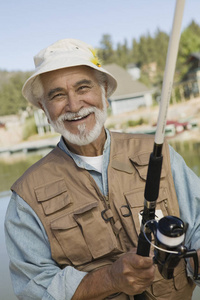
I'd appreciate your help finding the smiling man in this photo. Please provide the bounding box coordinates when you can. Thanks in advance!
[39,66,108,155]
[4,39,200,300]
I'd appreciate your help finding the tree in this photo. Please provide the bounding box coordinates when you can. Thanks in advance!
[178,20,200,79]
[1,21,200,116]
[154,29,169,71]
[115,39,130,68]
[97,34,116,64]
[0,72,31,116]
[131,39,140,65]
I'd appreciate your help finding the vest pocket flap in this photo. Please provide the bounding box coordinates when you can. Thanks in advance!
[111,160,133,174]
[51,213,77,230]
[151,278,173,297]
[41,194,71,215]
[73,201,98,215]
[130,155,148,180]
[125,189,144,208]
[124,188,169,238]
[130,153,166,180]
[35,179,67,202]
[125,187,168,208]
[130,152,150,166]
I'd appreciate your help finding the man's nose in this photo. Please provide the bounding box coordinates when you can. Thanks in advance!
[66,92,82,112]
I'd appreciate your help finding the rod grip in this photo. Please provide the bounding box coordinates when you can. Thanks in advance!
[144,153,163,202]
[136,232,151,256]
[134,293,146,300]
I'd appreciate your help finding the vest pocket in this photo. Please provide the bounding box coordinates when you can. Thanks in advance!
[73,202,120,259]
[51,212,92,265]
[35,178,71,215]
[51,201,120,266]
[124,187,169,237]
[130,153,166,181]
[151,277,174,297]
[173,259,193,291]
[150,260,192,297]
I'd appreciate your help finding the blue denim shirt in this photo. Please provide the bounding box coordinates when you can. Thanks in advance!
[4,131,200,300]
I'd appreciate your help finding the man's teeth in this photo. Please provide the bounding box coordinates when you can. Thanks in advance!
[70,113,90,121]
[73,116,83,121]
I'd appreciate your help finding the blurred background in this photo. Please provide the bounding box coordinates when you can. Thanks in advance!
[0,1,200,299]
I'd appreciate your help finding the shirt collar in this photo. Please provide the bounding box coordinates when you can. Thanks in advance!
[58,129,110,171]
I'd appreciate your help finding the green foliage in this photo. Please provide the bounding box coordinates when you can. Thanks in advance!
[0,154,43,192]
[106,117,147,130]
[0,71,31,116]
[173,86,182,103]
[126,118,147,127]
[97,35,116,65]
[154,30,169,71]
[97,21,200,87]
[121,118,147,129]
[178,21,200,79]
[22,116,37,140]
[0,20,199,117]
[115,39,131,68]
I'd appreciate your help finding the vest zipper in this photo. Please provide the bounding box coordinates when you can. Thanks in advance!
[89,175,110,211]
[88,174,119,237]
[164,199,170,214]
[104,195,110,209]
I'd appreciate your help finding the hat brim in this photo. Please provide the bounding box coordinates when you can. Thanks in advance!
[22,58,117,108]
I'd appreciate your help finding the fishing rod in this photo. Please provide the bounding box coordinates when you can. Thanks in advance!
[135,1,186,299]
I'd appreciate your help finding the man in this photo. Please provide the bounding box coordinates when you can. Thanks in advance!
[4,39,200,300]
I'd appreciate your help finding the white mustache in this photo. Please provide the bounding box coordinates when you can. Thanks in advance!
[58,107,96,122]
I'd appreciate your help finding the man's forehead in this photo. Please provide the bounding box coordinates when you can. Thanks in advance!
[40,66,99,98]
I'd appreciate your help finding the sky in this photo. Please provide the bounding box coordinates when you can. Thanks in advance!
[0,0,199,71]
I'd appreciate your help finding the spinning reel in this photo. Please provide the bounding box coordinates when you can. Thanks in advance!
[143,215,200,280]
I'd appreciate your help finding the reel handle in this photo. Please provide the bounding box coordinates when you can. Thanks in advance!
[180,248,200,281]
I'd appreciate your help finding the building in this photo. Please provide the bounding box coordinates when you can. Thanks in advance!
[103,64,153,115]
[127,63,141,80]
[180,53,200,99]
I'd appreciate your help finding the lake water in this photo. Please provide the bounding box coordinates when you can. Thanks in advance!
[0,141,200,299]
[0,191,17,300]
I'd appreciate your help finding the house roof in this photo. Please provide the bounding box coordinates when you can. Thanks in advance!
[103,63,150,100]
[189,52,200,60]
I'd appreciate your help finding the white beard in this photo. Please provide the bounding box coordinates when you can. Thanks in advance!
[43,88,107,146]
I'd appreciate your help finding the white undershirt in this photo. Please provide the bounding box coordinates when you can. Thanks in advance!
[74,154,103,173]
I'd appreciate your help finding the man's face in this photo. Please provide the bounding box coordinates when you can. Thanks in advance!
[40,66,108,146]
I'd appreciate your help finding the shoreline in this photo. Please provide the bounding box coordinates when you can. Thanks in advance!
[0,97,200,152]
[0,129,199,159]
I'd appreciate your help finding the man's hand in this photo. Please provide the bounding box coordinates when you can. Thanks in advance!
[72,248,155,300]
[108,248,155,295]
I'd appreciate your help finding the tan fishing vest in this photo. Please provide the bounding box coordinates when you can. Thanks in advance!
[12,132,195,300]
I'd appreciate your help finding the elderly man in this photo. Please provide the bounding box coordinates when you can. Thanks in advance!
[5,39,200,300]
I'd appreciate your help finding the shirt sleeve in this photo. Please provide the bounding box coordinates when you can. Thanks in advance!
[4,192,87,300]
[169,146,200,285]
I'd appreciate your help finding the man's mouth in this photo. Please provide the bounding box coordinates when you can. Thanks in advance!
[66,112,92,122]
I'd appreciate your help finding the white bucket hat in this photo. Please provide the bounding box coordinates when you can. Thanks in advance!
[22,39,117,108]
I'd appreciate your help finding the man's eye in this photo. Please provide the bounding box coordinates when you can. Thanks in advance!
[78,85,90,91]
[51,93,65,99]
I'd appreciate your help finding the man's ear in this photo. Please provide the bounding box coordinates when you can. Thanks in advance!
[38,102,50,124]
[104,82,108,98]
[106,99,109,108]
[104,82,109,108]
[105,82,110,108]
[38,101,44,111]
